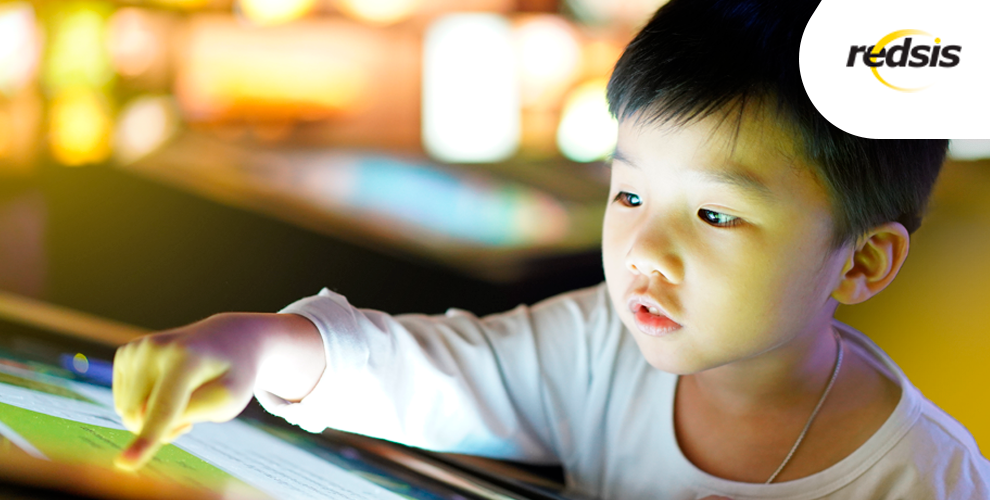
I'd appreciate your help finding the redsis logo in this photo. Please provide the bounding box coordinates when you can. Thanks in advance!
[846,29,961,92]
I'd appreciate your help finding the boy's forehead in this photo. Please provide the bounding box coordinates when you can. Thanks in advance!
[614,108,805,185]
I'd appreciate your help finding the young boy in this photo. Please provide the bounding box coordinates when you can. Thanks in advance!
[112,0,990,498]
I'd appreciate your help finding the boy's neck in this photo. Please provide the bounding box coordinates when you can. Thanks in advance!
[673,316,903,483]
[683,318,841,416]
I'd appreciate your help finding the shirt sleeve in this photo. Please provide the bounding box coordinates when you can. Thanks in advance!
[253,283,614,464]
[885,409,990,500]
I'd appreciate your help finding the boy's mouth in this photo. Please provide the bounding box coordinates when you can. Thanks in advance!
[628,298,682,337]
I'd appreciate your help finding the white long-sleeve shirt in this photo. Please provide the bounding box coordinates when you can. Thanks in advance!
[255,283,990,499]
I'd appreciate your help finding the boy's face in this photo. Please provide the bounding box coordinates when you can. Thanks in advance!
[603,106,851,374]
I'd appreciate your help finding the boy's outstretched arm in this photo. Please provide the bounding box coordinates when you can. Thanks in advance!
[112,312,326,470]
[115,283,610,477]
[254,286,611,466]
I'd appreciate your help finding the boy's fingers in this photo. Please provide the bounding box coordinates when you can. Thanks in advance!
[114,346,157,434]
[112,347,124,413]
[116,363,197,470]
[113,344,137,417]
[115,435,160,471]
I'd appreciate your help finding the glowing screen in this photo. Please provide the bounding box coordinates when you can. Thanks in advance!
[0,350,455,500]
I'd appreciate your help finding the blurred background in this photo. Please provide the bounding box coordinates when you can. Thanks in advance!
[0,0,988,456]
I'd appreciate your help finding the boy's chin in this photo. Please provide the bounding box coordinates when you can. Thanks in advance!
[622,320,731,374]
[632,341,711,376]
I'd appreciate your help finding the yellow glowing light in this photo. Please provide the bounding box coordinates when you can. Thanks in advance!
[556,78,617,162]
[514,15,581,106]
[423,14,519,163]
[237,0,317,26]
[114,95,179,164]
[0,3,41,96]
[153,0,211,8]
[49,88,113,166]
[42,3,114,92]
[335,0,419,26]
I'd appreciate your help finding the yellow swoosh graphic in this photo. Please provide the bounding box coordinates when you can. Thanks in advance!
[870,29,933,92]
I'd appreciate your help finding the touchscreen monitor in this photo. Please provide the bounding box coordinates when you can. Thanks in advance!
[0,317,550,500]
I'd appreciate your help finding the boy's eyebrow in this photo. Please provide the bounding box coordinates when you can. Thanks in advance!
[692,167,776,201]
[609,148,637,169]
[611,148,775,201]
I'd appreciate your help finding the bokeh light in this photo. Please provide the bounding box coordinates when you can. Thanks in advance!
[580,38,623,79]
[335,0,420,26]
[42,2,114,93]
[949,140,990,161]
[423,14,519,163]
[0,107,13,158]
[236,0,317,26]
[177,18,370,122]
[72,353,90,374]
[49,88,113,166]
[114,95,180,164]
[152,0,212,9]
[556,78,616,162]
[107,8,163,78]
[0,89,42,170]
[566,0,669,25]
[514,15,582,107]
[296,155,569,246]
[0,3,41,96]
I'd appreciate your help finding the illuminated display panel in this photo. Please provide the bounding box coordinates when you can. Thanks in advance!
[0,328,525,500]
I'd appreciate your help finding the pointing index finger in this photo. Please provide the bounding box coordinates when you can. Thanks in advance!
[115,356,199,470]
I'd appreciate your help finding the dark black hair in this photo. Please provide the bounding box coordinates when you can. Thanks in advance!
[606,0,948,248]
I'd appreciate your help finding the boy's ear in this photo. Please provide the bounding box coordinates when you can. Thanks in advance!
[831,222,910,305]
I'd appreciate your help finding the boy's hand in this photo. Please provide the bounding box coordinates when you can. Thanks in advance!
[112,313,324,470]
[112,314,264,470]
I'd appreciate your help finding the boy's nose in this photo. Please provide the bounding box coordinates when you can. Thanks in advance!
[627,260,682,285]
[625,230,683,284]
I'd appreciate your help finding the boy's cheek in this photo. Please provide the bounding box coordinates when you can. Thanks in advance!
[600,239,625,286]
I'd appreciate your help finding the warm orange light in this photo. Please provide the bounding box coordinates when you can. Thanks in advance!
[0,107,13,157]
[49,88,113,166]
[236,0,317,26]
[581,39,623,79]
[335,0,420,26]
[514,15,581,107]
[177,18,371,122]
[0,88,42,171]
[107,8,162,78]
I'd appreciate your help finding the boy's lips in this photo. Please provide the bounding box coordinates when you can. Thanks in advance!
[627,296,682,337]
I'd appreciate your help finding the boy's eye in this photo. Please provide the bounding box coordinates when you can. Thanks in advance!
[614,191,642,207]
[698,208,741,227]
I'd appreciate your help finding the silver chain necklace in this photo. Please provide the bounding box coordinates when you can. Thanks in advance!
[765,331,844,484]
